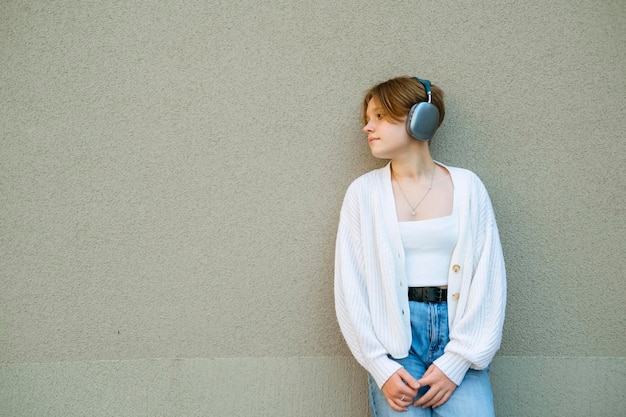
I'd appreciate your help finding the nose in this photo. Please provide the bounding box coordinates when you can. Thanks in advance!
[363,120,374,133]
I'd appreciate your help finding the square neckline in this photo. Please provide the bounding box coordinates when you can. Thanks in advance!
[395,162,456,223]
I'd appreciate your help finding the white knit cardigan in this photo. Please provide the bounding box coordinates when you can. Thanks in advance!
[334,162,506,388]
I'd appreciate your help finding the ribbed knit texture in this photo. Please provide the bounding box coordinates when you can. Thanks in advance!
[334,162,506,388]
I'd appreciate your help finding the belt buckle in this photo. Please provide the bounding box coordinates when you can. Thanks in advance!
[408,287,445,303]
[426,287,443,303]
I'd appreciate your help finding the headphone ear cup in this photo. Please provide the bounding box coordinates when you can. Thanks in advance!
[406,102,440,141]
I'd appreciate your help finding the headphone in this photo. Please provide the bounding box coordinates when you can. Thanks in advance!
[406,77,440,141]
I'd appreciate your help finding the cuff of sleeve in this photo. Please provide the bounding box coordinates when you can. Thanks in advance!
[368,356,403,389]
[433,352,471,386]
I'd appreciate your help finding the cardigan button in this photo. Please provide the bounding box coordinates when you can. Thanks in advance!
[452,264,461,273]
[452,293,460,300]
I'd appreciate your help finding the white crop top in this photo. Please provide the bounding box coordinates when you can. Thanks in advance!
[398,212,459,287]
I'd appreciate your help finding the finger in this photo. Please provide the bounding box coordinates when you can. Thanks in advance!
[400,392,415,404]
[432,391,453,409]
[415,365,436,387]
[414,387,436,407]
[396,393,412,406]
[397,368,420,390]
[381,371,418,409]
[421,389,445,408]
[387,398,408,412]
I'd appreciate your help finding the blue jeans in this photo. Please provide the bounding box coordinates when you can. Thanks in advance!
[368,301,495,417]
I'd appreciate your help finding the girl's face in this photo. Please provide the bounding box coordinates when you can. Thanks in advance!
[363,98,413,160]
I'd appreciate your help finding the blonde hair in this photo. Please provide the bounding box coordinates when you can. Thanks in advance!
[362,76,445,127]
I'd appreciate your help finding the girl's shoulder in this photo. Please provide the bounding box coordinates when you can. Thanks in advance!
[443,164,484,189]
[441,163,474,179]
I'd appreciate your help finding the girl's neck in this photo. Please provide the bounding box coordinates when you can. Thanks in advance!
[390,152,436,180]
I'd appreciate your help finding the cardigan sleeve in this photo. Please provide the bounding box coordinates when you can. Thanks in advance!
[334,184,403,388]
[434,175,507,385]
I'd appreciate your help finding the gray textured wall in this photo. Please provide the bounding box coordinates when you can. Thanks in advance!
[1,1,624,416]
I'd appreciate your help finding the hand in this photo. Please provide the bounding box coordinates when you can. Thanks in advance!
[413,365,457,409]
[381,368,420,412]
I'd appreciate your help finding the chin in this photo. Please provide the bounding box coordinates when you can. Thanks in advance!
[370,147,399,160]
[369,149,388,160]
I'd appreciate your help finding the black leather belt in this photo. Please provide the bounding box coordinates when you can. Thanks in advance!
[408,287,448,303]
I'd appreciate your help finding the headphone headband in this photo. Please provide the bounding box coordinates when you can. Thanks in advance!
[413,77,433,103]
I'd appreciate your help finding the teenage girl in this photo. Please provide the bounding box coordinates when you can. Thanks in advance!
[334,76,506,416]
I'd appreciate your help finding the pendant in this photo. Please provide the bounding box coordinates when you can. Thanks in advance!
[411,210,416,216]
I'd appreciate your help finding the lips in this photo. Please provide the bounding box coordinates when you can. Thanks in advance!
[368,137,380,144]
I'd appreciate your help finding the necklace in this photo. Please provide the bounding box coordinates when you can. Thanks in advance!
[392,164,436,216]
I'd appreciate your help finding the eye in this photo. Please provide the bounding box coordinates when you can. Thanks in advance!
[376,113,384,120]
